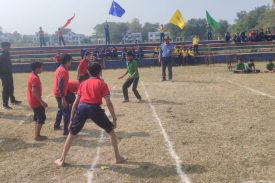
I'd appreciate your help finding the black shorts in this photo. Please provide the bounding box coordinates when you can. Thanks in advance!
[69,103,114,135]
[33,106,46,124]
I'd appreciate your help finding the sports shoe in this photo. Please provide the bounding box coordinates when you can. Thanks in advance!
[11,100,22,104]
[3,105,13,110]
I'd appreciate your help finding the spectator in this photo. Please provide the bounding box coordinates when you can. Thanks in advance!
[104,22,110,45]
[112,46,118,59]
[259,29,265,41]
[240,31,247,42]
[266,59,275,72]
[58,28,65,46]
[192,35,199,54]
[137,46,144,60]
[265,28,272,41]
[159,24,165,43]
[121,46,127,60]
[225,32,231,42]
[0,42,22,109]
[245,59,260,73]
[207,27,213,40]
[38,27,46,48]
[233,60,245,73]
[153,47,160,58]
[233,32,241,43]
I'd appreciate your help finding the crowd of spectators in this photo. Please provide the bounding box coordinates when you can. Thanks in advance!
[226,28,275,43]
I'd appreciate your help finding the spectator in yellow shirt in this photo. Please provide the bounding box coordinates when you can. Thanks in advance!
[193,35,199,54]
[153,47,160,58]
[187,48,195,65]
[159,24,165,43]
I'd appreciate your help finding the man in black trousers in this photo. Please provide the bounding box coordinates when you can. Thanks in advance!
[0,42,21,109]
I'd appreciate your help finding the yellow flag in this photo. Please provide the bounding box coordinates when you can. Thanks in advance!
[169,9,185,29]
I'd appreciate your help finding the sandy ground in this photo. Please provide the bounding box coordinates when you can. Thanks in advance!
[0,63,274,183]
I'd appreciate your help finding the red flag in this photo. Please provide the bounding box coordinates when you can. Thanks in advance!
[63,14,75,29]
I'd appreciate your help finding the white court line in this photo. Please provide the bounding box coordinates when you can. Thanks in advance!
[85,86,116,183]
[85,130,105,183]
[141,82,192,183]
[225,80,275,99]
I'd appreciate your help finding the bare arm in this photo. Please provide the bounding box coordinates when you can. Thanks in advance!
[118,70,128,79]
[32,86,47,108]
[76,65,81,79]
[69,95,80,128]
[104,96,117,128]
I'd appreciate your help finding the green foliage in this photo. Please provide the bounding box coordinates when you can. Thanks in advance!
[142,22,159,41]
[213,20,230,39]
[229,6,269,33]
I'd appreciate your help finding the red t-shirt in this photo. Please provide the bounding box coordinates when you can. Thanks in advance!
[27,73,42,108]
[77,77,110,105]
[53,66,69,97]
[68,80,80,93]
[78,59,89,76]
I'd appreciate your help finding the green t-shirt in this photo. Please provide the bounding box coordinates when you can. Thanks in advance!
[236,63,245,70]
[266,63,274,71]
[248,63,255,69]
[127,60,139,78]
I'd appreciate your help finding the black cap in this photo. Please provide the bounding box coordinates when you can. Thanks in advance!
[31,62,43,71]
[1,42,11,47]
[126,51,133,57]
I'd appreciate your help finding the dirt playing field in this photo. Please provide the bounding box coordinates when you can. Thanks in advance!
[0,63,274,183]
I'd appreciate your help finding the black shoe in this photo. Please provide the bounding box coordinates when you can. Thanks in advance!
[63,131,69,136]
[3,105,13,110]
[161,79,166,82]
[54,126,62,131]
[11,100,22,104]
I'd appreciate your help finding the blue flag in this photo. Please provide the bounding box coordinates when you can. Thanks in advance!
[109,1,125,17]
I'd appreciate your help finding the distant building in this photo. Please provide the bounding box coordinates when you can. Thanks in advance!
[148,32,170,43]
[122,32,142,44]
[0,33,12,42]
[63,31,85,45]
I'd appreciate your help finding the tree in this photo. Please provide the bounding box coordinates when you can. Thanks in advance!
[213,20,230,39]
[165,23,183,40]
[142,22,159,42]
[257,8,275,30]
[183,18,208,41]
[229,6,268,33]
[129,18,142,32]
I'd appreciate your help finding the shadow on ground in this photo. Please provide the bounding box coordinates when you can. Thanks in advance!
[0,138,44,152]
[97,161,206,178]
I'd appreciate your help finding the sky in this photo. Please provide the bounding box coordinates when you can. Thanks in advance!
[0,0,272,35]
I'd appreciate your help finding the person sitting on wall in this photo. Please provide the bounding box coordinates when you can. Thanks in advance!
[265,28,273,41]
[153,47,160,58]
[111,46,118,59]
[181,47,188,65]
[186,47,195,65]
[265,59,275,72]
[136,46,144,60]
[233,33,241,43]
[225,32,231,43]
[233,59,245,73]
[121,46,127,60]
[173,46,181,65]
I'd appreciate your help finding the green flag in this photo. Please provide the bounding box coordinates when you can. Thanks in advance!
[206,10,220,29]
